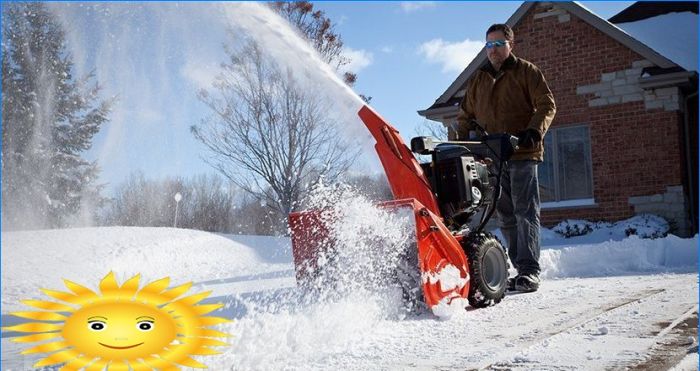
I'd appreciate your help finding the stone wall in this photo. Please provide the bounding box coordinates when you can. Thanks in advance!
[629,185,691,236]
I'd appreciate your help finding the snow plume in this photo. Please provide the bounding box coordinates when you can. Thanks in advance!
[218,3,377,160]
[47,2,381,206]
[217,183,418,370]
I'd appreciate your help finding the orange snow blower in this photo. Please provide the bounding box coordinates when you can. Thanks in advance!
[289,105,519,312]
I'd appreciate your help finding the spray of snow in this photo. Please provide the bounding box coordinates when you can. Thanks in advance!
[47,2,380,206]
[214,183,419,369]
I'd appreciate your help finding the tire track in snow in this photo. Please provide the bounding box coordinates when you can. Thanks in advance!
[480,279,698,370]
[479,288,666,370]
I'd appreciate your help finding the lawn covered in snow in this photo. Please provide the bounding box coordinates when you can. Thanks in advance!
[1,215,698,370]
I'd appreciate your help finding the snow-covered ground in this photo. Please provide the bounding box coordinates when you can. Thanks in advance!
[2,220,698,370]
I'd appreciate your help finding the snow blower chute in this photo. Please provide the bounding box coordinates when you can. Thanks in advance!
[289,105,519,312]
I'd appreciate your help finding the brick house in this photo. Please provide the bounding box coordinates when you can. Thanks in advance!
[418,2,698,236]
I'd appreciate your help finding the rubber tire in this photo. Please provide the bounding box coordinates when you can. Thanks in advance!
[464,233,508,308]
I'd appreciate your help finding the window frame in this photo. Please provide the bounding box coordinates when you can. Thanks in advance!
[539,124,595,208]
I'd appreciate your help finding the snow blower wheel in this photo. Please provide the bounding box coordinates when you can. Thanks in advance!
[465,234,508,308]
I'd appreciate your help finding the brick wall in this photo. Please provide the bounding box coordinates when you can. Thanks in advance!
[511,3,687,230]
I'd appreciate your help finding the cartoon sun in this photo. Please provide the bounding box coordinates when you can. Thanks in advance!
[4,272,231,370]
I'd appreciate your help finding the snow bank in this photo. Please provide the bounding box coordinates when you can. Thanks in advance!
[540,234,698,279]
[1,227,292,311]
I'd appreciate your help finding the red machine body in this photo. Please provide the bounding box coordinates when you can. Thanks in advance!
[289,105,471,310]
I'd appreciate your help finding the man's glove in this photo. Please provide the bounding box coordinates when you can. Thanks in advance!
[517,129,541,149]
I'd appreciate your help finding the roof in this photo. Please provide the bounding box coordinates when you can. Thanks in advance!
[608,1,698,23]
[419,1,695,117]
[614,10,698,72]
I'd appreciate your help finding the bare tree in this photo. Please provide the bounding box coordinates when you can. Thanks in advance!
[191,41,358,222]
[270,2,350,79]
[269,1,370,103]
[102,172,239,233]
[414,119,448,140]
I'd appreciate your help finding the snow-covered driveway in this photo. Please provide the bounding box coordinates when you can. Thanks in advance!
[1,227,697,370]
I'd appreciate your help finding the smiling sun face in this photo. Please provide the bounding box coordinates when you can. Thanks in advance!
[5,272,231,370]
[62,301,177,360]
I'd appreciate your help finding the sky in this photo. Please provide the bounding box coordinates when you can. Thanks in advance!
[47,1,634,194]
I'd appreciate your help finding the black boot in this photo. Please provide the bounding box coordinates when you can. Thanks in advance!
[515,273,540,293]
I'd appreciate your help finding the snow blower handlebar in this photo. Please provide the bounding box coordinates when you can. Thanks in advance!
[411,134,519,233]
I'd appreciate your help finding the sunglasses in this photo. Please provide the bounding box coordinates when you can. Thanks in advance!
[485,40,508,49]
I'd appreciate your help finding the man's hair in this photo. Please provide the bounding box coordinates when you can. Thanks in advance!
[486,24,514,41]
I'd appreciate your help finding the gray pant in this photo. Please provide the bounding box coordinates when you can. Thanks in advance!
[496,160,541,275]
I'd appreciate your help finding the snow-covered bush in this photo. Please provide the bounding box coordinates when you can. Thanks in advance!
[553,219,595,238]
[618,214,669,239]
[552,215,670,239]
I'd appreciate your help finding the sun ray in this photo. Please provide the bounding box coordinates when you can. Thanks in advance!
[175,291,212,306]
[140,277,170,294]
[134,277,171,304]
[189,346,221,355]
[10,311,68,321]
[161,350,207,369]
[85,358,108,371]
[4,322,63,333]
[11,332,61,343]
[198,338,229,347]
[163,302,223,318]
[197,328,231,338]
[41,288,84,305]
[99,271,121,298]
[63,279,99,299]
[197,316,231,326]
[107,360,130,371]
[161,282,193,300]
[59,354,93,371]
[191,303,224,316]
[141,354,180,370]
[20,299,74,312]
[21,340,70,354]
[130,359,153,371]
[34,348,80,367]
[119,273,141,296]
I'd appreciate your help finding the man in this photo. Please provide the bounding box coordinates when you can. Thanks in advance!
[455,24,556,292]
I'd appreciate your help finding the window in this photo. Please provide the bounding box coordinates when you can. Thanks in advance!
[539,125,594,204]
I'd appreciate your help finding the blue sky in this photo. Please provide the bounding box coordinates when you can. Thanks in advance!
[48,2,633,194]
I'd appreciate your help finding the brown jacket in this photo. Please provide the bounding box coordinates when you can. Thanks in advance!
[455,53,556,162]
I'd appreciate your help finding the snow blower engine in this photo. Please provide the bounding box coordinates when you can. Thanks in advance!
[289,105,519,313]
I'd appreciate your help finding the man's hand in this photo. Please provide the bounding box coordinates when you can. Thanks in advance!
[517,129,541,149]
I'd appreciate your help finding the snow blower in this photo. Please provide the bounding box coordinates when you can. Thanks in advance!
[289,105,519,313]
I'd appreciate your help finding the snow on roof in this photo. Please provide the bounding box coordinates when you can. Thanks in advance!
[614,11,698,72]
